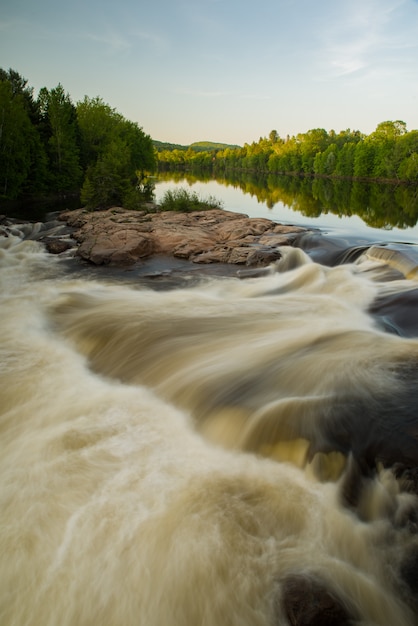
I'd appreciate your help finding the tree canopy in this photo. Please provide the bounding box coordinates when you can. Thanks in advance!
[76,96,155,208]
[0,68,156,207]
[156,122,418,183]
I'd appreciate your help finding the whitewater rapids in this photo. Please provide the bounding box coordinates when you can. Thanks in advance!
[1,230,418,626]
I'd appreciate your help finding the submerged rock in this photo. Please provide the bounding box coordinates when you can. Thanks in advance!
[59,207,306,267]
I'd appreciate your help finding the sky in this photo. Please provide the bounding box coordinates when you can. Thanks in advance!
[1,0,418,146]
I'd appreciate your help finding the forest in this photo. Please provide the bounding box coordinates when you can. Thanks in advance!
[0,68,155,208]
[156,124,418,183]
[1,67,417,211]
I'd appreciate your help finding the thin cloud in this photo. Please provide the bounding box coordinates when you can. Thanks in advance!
[81,31,131,52]
[316,0,412,79]
[327,38,372,77]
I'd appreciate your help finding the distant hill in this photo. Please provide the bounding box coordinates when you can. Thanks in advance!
[190,141,241,151]
[153,140,241,152]
[153,140,188,151]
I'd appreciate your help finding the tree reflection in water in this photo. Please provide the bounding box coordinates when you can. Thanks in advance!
[156,170,418,232]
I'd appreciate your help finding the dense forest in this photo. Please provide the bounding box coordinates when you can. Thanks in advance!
[0,68,155,208]
[1,67,417,212]
[156,124,418,183]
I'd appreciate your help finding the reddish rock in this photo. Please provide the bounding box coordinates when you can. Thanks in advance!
[78,229,155,266]
[59,206,306,267]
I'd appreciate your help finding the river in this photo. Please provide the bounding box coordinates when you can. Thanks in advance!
[1,178,418,625]
[153,172,418,243]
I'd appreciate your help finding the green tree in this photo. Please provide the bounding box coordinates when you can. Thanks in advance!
[0,80,32,198]
[119,118,156,177]
[77,97,155,208]
[0,68,48,198]
[396,130,418,182]
[38,84,82,193]
[81,137,131,208]
[366,121,407,179]
[324,145,337,175]
[298,128,329,173]
[76,96,123,170]
[0,68,39,124]
[335,142,356,178]
[353,141,376,178]
[398,153,418,182]
[269,129,280,144]
[369,120,407,141]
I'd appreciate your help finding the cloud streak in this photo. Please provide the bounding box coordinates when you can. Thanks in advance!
[316,0,412,79]
[81,31,131,52]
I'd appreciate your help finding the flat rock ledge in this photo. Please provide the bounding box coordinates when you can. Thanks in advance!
[59,206,307,267]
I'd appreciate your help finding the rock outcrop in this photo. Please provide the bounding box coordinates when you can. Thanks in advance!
[59,206,306,267]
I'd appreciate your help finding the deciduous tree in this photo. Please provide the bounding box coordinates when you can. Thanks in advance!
[77,97,155,208]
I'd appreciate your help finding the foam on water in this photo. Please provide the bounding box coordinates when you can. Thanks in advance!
[1,232,418,626]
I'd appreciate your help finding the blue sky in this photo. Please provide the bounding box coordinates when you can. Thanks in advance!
[1,0,418,145]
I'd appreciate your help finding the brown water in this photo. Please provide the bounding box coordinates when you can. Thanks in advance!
[1,229,418,625]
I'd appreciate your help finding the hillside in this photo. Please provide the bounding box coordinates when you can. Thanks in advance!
[190,141,241,151]
[153,140,241,152]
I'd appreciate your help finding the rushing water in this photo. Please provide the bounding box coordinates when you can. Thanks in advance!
[1,217,418,626]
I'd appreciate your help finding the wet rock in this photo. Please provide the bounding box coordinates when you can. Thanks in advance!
[393,464,418,495]
[369,290,418,338]
[246,247,282,266]
[59,207,306,267]
[400,546,418,596]
[44,238,74,254]
[78,228,155,266]
[281,574,354,626]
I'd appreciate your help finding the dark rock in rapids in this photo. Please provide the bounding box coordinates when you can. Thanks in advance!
[281,574,355,626]
[44,238,74,254]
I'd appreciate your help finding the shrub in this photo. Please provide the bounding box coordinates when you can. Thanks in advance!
[159,187,223,212]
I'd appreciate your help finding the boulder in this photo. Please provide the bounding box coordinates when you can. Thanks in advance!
[44,238,74,255]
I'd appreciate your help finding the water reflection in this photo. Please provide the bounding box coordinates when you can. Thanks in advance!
[156,171,418,232]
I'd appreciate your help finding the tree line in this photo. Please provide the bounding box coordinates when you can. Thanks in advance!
[0,68,155,208]
[2,66,417,214]
[156,124,418,183]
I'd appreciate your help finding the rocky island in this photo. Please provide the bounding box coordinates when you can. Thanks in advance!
[58,206,307,267]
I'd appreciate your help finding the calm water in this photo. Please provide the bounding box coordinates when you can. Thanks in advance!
[154,174,418,244]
